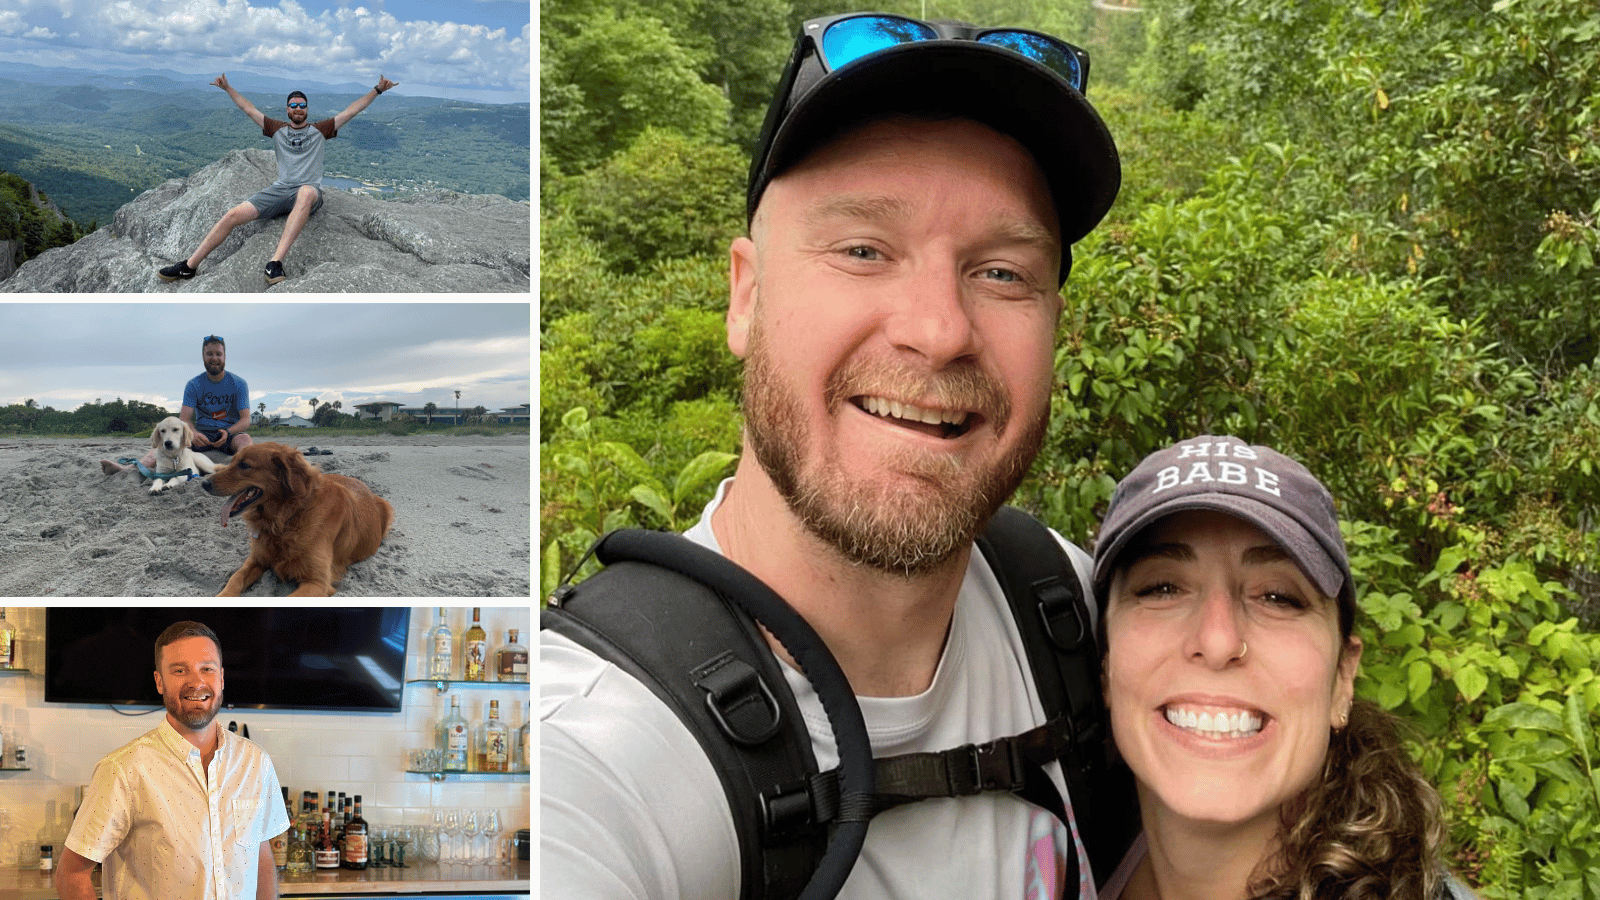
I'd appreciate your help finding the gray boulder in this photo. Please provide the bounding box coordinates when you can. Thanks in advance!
[1,150,530,292]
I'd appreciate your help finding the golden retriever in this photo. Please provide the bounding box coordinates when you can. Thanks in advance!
[149,416,216,494]
[202,442,394,596]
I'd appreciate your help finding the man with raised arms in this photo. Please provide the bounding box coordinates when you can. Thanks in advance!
[158,72,398,286]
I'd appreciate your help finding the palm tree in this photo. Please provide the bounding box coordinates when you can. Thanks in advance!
[423,401,437,425]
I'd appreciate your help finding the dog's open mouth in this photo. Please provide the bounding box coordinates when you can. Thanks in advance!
[219,487,263,527]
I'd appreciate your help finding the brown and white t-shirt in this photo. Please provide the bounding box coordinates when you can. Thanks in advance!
[261,117,337,187]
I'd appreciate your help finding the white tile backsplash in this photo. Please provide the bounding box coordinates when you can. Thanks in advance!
[0,605,531,869]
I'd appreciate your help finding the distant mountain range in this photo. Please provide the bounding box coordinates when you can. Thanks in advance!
[5,62,381,101]
[0,63,530,227]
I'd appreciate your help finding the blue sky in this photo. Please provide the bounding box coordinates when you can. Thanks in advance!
[0,302,532,421]
[0,0,531,104]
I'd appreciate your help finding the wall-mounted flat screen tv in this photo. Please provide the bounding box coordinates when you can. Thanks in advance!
[45,607,410,712]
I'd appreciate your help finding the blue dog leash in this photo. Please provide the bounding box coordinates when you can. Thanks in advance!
[117,457,200,482]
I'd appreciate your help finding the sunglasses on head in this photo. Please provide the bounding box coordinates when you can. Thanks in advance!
[288,102,307,109]
[801,12,1090,94]
[203,335,225,347]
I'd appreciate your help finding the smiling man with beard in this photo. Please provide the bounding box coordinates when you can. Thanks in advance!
[57,622,290,900]
[157,72,397,286]
[543,12,1127,900]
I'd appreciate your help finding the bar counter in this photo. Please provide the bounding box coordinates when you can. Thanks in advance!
[3,861,531,900]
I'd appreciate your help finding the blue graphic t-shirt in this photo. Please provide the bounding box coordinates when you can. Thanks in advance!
[184,371,249,432]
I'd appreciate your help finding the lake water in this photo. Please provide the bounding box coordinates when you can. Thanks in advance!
[323,176,393,192]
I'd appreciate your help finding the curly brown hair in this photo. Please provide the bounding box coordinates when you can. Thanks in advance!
[1247,699,1447,900]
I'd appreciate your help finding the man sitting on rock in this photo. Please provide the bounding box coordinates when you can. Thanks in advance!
[158,73,398,286]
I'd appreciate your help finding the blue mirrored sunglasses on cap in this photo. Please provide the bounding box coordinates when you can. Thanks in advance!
[802,12,1090,94]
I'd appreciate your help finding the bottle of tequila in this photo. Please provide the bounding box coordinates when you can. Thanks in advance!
[482,700,510,772]
[495,629,528,683]
[286,796,315,874]
[462,608,487,681]
[428,607,454,679]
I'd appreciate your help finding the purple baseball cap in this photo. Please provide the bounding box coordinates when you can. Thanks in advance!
[1091,436,1355,634]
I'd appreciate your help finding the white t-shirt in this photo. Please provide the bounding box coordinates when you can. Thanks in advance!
[66,719,290,900]
[541,480,1100,899]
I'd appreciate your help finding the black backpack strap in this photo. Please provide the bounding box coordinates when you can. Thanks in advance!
[543,528,875,900]
[974,506,1140,887]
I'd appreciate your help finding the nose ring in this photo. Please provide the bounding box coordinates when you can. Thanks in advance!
[1237,640,1248,661]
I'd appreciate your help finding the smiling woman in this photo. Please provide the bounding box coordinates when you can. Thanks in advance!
[1090,436,1476,900]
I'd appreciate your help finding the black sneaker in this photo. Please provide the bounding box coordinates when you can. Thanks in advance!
[264,260,286,285]
[158,260,196,281]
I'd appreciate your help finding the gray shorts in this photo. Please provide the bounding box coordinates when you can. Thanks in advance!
[247,183,325,220]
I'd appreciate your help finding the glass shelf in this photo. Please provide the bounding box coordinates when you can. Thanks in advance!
[405,768,530,782]
[0,667,31,674]
[0,766,32,772]
[405,678,530,693]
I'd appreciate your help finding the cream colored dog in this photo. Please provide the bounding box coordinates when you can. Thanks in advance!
[149,416,216,494]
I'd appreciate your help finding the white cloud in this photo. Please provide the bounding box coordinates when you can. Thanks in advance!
[3,0,528,100]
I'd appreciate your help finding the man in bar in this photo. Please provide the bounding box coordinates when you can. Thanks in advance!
[57,621,290,900]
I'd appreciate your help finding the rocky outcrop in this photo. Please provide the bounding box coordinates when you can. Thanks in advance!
[0,240,17,282]
[1,150,530,292]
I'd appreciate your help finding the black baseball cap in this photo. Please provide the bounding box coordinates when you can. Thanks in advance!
[746,13,1122,285]
[1091,436,1356,636]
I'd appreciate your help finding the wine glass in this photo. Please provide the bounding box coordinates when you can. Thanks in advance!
[440,807,462,865]
[370,825,389,867]
[460,808,480,865]
[394,826,414,868]
[480,809,502,864]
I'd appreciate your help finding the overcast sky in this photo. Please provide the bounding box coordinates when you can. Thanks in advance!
[0,0,530,104]
[0,302,531,420]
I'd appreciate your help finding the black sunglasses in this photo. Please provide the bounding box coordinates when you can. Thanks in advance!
[801,12,1090,94]
[288,102,307,109]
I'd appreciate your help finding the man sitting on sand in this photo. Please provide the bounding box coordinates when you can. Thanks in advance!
[157,72,398,286]
[103,335,254,476]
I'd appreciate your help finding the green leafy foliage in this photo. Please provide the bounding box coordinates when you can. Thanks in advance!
[550,127,746,274]
[0,398,168,436]
[539,9,731,176]
[540,1,1600,894]
[0,168,89,262]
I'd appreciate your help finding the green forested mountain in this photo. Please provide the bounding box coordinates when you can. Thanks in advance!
[0,168,87,269]
[540,2,1600,897]
[0,73,530,227]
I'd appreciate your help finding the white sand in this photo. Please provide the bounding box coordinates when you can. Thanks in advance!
[0,434,530,597]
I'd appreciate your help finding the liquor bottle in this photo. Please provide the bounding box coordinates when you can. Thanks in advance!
[441,694,470,771]
[0,607,16,669]
[495,629,528,683]
[286,797,315,874]
[462,608,487,681]
[314,807,340,868]
[519,701,531,772]
[483,700,510,772]
[428,607,454,679]
[271,786,290,868]
[336,795,349,857]
[342,795,369,869]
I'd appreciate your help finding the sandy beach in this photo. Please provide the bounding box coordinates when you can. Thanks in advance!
[0,434,530,597]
